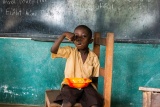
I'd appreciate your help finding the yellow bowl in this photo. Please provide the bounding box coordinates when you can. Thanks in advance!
[64,78,92,89]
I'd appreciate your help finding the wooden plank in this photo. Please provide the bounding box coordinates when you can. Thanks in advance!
[46,90,60,103]
[139,87,160,92]
[94,37,106,46]
[151,93,160,107]
[45,90,61,107]
[103,33,114,107]
[93,32,101,87]
[93,33,106,46]
[93,32,101,58]
[143,92,151,107]
[99,67,104,77]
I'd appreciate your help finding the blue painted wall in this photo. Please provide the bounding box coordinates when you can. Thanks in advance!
[0,38,160,107]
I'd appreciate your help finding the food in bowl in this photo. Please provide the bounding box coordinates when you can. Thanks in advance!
[64,78,92,89]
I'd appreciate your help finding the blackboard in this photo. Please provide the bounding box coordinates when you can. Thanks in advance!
[0,0,160,43]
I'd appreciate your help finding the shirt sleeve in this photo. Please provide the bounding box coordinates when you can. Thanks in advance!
[51,46,72,59]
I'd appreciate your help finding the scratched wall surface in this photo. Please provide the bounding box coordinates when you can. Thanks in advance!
[0,38,160,107]
[0,38,66,105]
[111,43,160,107]
[0,0,160,40]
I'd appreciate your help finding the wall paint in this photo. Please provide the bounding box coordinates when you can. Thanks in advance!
[0,38,160,107]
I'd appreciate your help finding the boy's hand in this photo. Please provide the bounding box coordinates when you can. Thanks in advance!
[63,32,75,41]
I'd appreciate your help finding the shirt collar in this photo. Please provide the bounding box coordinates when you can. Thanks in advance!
[75,47,96,58]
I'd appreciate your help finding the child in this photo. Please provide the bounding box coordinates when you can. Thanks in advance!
[50,25,104,107]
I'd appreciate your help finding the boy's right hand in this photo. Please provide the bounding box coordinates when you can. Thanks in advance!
[62,32,75,41]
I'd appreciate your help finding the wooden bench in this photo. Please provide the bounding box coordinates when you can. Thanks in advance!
[45,32,114,107]
[139,87,160,107]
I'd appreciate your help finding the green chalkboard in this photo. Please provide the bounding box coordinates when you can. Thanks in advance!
[0,0,160,42]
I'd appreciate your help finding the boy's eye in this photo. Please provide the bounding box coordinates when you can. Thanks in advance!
[82,35,87,38]
[74,35,78,39]
[74,34,87,40]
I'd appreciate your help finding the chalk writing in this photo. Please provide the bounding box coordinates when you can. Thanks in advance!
[3,0,16,4]
[25,9,37,16]
[6,8,22,16]
[2,0,47,4]
[19,0,47,4]
[96,0,153,11]
[0,0,155,17]
[1,0,48,16]
[5,7,47,16]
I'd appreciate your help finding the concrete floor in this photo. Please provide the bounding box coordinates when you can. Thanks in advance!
[0,103,43,107]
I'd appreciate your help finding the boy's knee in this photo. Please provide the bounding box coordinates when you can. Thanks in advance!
[91,104,99,107]
[91,104,104,107]
[61,102,72,107]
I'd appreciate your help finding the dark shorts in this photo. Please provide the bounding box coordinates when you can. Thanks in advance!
[54,84,104,107]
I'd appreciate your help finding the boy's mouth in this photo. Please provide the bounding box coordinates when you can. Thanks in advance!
[77,44,82,47]
[77,43,82,45]
[75,41,83,46]
[76,43,84,47]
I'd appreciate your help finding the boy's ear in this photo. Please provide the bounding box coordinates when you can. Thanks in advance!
[89,38,93,44]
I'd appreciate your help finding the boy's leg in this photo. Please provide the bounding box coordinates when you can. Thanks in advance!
[54,85,83,106]
[80,84,104,107]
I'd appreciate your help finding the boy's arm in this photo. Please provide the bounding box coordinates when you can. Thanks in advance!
[91,56,100,87]
[92,77,98,87]
[50,32,75,54]
[50,34,65,54]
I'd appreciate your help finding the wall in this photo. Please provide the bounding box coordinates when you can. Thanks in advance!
[111,43,160,107]
[0,38,65,105]
[0,38,160,107]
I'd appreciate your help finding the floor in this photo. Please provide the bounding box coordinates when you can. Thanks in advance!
[0,104,43,107]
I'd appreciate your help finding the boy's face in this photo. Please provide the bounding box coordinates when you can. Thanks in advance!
[73,27,92,50]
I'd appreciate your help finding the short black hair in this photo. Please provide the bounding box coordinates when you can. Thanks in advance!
[74,25,92,39]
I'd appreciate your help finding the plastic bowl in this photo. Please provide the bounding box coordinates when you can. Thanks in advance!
[64,78,92,89]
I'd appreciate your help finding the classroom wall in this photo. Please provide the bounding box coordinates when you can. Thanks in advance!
[0,38,160,107]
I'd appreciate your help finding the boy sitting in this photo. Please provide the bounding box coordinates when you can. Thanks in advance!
[51,25,104,107]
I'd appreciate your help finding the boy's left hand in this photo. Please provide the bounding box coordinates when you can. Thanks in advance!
[63,32,75,41]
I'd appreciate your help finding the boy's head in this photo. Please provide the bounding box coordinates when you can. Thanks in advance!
[74,25,92,39]
[73,25,93,50]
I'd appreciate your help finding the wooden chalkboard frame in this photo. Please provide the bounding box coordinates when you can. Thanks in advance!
[1,33,160,44]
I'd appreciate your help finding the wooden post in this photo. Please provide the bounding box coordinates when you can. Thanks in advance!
[104,33,114,107]
[93,32,101,58]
